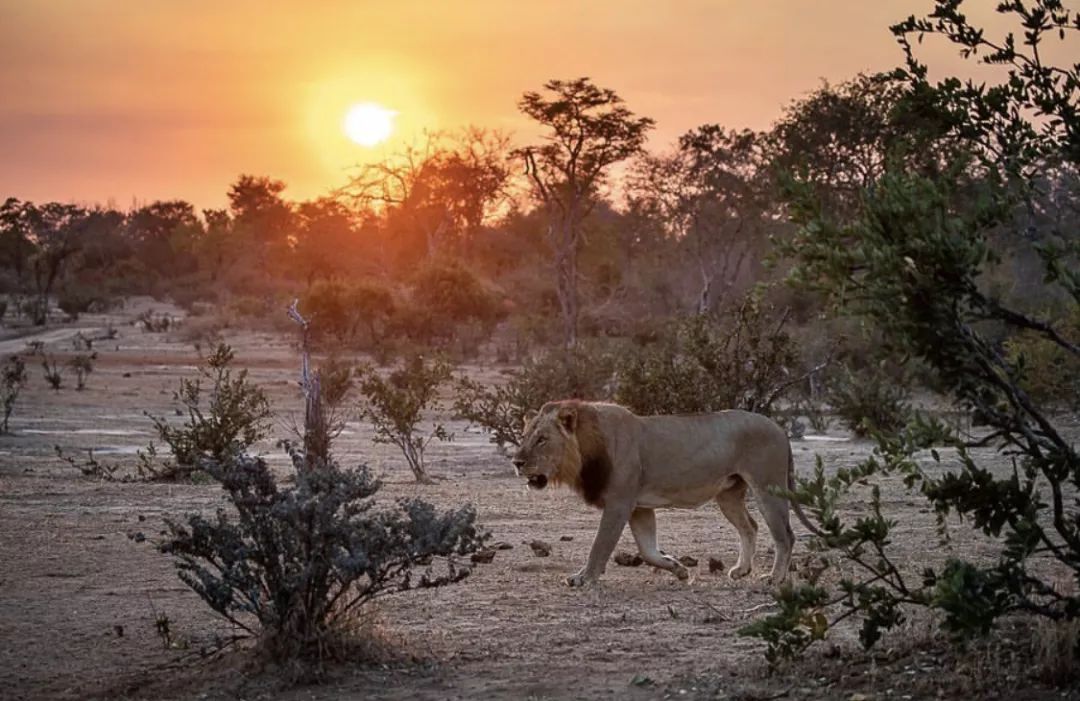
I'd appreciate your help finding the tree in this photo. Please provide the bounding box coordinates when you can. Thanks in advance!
[517,77,654,347]
[227,175,294,269]
[744,0,1080,662]
[293,197,360,284]
[124,200,201,277]
[627,126,772,313]
[341,128,514,261]
[23,202,91,325]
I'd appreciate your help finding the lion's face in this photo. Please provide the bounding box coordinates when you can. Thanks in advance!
[512,405,580,490]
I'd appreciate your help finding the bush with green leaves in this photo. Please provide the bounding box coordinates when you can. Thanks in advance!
[1004,318,1080,410]
[613,298,807,418]
[356,355,453,483]
[744,0,1080,666]
[144,344,272,480]
[825,365,912,438]
[300,278,395,348]
[453,343,618,449]
[0,355,27,433]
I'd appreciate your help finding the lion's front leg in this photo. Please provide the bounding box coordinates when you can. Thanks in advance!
[567,501,633,587]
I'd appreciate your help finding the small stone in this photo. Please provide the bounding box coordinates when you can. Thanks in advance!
[559,535,573,541]
[528,540,552,557]
[614,552,643,567]
[490,541,513,550]
[708,557,725,573]
[677,555,698,567]
[471,549,496,564]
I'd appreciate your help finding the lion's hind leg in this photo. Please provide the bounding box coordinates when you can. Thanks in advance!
[715,476,758,579]
[755,490,795,585]
[629,508,689,581]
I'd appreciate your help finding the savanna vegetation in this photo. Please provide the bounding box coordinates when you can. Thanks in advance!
[2,0,1079,696]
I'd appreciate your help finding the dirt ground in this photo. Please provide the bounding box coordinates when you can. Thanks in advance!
[1,302,1077,700]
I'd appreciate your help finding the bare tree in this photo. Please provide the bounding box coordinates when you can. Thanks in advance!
[517,77,654,347]
[340,128,514,258]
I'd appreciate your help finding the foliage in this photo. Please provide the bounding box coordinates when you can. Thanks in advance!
[301,278,395,348]
[613,297,805,418]
[746,0,1080,662]
[1004,314,1080,409]
[517,77,655,347]
[67,352,96,391]
[41,355,63,391]
[144,344,272,480]
[0,355,26,433]
[356,355,453,483]
[453,344,617,448]
[411,261,504,330]
[826,365,912,437]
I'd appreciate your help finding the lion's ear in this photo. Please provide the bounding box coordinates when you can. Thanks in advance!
[557,405,577,434]
[522,409,539,430]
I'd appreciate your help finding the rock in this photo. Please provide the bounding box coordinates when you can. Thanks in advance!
[559,535,573,541]
[470,549,496,564]
[528,540,551,557]
[490,541,513,550]
[708,557,725,573]
[677,555,698,567]
[614,551,644,567]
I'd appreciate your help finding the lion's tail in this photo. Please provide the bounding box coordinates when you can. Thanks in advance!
[787,444,826,538]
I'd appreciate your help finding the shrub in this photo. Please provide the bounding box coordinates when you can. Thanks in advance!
[144,344,272,480]
[826,365,912,437]
[613,298,803,418]
[0,355,27,433]
[41,356,63,392]
[1005,324,1080,409]
[453,343,617,449]
[157,450,484,674]
[300,279,395,349]
[411,261,503,330]
[137,310,173,333]
[58,287,106,321]
[356,355,452,483]
[67,353,96,391]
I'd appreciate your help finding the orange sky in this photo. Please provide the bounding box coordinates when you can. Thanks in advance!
[0,1,1021,209]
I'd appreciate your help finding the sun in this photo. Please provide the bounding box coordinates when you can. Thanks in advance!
[343,102,396,147]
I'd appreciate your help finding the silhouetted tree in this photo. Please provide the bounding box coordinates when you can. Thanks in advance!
[517,77,654,347]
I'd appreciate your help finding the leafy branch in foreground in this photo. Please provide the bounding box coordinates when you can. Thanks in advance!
[745,0,1080,661]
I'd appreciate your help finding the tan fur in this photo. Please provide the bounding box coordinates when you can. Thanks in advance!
[513,400,813,587]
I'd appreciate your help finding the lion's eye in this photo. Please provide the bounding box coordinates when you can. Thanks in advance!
[536,436,547,445]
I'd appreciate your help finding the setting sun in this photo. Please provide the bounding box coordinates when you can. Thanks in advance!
[343,102,396,147]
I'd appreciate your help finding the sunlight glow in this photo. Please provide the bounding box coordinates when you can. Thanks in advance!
[343,102,397,147]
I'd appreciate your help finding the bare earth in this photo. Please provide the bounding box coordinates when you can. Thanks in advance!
[1,304,1077,700]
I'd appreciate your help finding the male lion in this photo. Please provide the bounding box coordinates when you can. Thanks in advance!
[512,400,819,587]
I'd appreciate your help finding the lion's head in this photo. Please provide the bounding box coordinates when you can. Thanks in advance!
[512,402,581,490]
[512,401,611,506]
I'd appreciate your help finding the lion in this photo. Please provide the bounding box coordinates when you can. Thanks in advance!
[512,400,819,587]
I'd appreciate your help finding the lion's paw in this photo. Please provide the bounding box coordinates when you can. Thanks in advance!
[728,564,751,579]
[565,572,593,588]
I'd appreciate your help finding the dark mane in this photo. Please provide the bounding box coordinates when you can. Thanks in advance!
[574,404,611,507]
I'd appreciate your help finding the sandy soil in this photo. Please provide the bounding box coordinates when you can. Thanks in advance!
[1,305,1077,700]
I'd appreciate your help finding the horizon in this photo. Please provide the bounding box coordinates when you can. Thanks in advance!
[1,1,1016,210]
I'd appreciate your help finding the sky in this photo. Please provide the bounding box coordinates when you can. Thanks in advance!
[0,1,1024,210]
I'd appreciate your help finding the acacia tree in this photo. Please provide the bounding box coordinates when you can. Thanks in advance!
[517,78,654,347]
[627,126,771,314]
[744,0,1080,662]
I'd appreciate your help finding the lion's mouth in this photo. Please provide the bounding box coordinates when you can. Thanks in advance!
[527,474,549,490]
